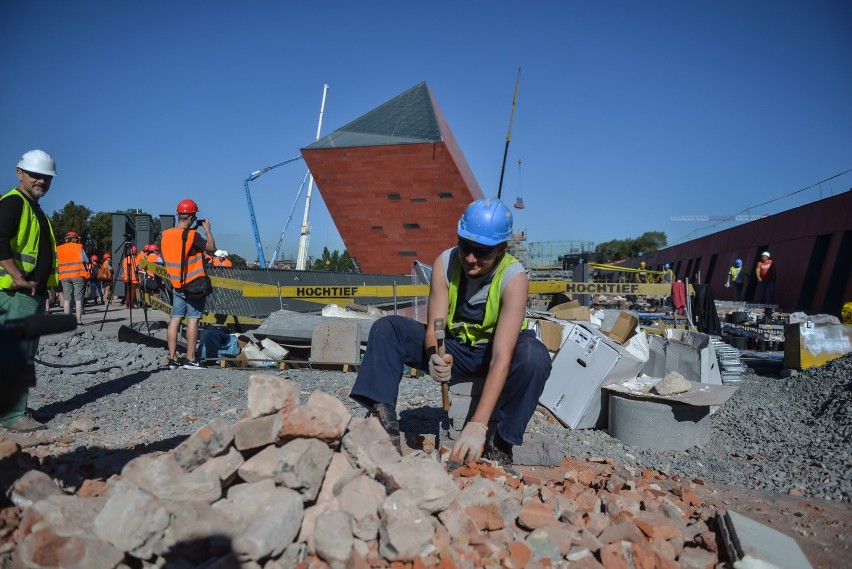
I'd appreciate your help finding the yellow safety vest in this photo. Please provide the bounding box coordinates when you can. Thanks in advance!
[0,188,58,290]
[447,251,526,346]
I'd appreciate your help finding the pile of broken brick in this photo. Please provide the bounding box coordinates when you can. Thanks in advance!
[4,374,722,568]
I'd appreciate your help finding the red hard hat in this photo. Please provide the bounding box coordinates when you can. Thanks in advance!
[130,246,138,254]
[177,199,199,214]
[104,253,111,259]
[90,255,98,261]
[150,243,159,251]
[143,244,152,253]
[65,231,79,239]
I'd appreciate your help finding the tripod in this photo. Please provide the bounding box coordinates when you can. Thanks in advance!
[99,237,150,333]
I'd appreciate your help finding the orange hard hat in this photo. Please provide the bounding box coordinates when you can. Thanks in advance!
[177,199,199,214]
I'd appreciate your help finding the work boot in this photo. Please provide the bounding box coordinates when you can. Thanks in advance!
[365,403,401,453]
[483,430,514,468]
[3,414,48,432]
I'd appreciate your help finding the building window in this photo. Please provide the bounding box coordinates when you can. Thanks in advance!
[371,226,382,230]
[399,251,417,256]
[403,223,421,229]
[438,192,454,199]
[387,193,401,201]
[410,197,426,203]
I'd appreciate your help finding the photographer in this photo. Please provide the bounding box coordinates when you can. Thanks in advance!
[0,150,60,432]
[161,199,216,370]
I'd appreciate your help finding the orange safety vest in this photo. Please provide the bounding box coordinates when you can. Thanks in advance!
[757,259,773,280]
[161,227,206,289]
[144,252,161,277]
[56,242,88,281]
[99,259,113,281]
[122,255,140,283]
[213,258,232,267]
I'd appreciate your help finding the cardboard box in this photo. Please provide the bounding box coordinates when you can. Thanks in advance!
[604,311,639,344]
[532,319,565,352]
[555,306,591,322]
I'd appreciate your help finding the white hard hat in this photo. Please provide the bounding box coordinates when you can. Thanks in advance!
[761,251,770,258]
[17,150,57,177]
[214,249,224,257]
[221,250,228,256]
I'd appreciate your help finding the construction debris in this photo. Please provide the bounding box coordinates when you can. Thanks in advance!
[6,374,729,568]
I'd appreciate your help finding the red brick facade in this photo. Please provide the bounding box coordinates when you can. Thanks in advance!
[302,142,483,275]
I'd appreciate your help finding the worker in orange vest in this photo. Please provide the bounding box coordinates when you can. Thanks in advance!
[100,253,114,305]
[56,231,89,324]
[213,250,233,267]
[161,198,217,369]
[121,245,140,308]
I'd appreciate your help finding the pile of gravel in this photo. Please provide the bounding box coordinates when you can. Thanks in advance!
[22,330,851,502]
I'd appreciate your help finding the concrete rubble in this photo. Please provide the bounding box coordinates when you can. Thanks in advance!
[2,374,735,568]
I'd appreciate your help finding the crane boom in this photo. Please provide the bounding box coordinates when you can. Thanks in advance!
[242,155,303,268]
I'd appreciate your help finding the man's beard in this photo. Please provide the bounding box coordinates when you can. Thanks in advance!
[29,186,46,200]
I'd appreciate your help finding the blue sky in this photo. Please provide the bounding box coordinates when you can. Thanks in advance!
[2,1,850,266]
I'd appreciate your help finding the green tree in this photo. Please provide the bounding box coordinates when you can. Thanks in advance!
[89,212,114,256]
[50,201,92,245]
[229,253,248,267]
[632,231,667,257]
[310,247,359,272]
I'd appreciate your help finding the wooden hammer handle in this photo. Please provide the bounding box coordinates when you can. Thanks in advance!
[434,318,449,412]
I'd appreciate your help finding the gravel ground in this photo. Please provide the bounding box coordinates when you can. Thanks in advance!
[19,328,852,503]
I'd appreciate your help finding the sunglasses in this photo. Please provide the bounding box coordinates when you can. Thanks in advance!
[457,239,498,259]
[22,170,52,181]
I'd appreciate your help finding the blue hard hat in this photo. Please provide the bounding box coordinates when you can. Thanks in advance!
[457,198,513,246]
[735,259,743,266]
[664,263,670,269]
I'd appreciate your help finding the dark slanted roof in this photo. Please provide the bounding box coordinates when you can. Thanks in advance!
[306,82,442,149]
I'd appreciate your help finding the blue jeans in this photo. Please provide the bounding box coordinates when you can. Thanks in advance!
[350,315,552,445]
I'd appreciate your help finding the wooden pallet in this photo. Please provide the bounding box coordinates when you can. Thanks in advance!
[211,357,359,372]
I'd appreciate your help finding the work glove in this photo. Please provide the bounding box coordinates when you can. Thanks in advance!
[428,353,453,383]
[451,421,487,463]
[724,282,730,288]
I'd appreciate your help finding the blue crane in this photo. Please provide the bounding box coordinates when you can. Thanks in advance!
[243,155,303,268]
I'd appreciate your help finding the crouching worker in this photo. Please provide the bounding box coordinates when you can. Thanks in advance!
[350,198,552,466]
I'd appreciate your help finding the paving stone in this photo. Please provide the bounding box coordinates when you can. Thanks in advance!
[247,374,301,417]
[376,453,459,514]
[233,413,283,451]
[311,510,355,569]
[378,490,435,562]
[278,390,351,443]
[172,418,234,470]
[341,416,401,477]
[8,469,65,510]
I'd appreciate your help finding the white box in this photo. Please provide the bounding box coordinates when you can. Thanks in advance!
[539,322,646,429]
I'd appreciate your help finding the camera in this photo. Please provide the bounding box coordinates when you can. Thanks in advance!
[193,218,207,229]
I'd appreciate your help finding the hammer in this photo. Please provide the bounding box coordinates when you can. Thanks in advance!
[434,318,450,412]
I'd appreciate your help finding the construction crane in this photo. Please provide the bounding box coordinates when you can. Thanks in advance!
[242,156,304,268]
[670,215,768,221]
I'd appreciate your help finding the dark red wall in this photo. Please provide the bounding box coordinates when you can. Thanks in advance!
[634,191,852,314]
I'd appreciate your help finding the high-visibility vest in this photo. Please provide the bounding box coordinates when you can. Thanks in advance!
[56,242,88,281]
[99,260,113,281]
[122,255,139,284]
[0,188,58,290]
[213,258,232,267]
[161,227,205,289]
[446,251,526,346]
[144,253,161,277]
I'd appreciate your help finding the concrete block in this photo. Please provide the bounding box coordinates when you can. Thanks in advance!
[311,321,360,364]
[719,510,813,569]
